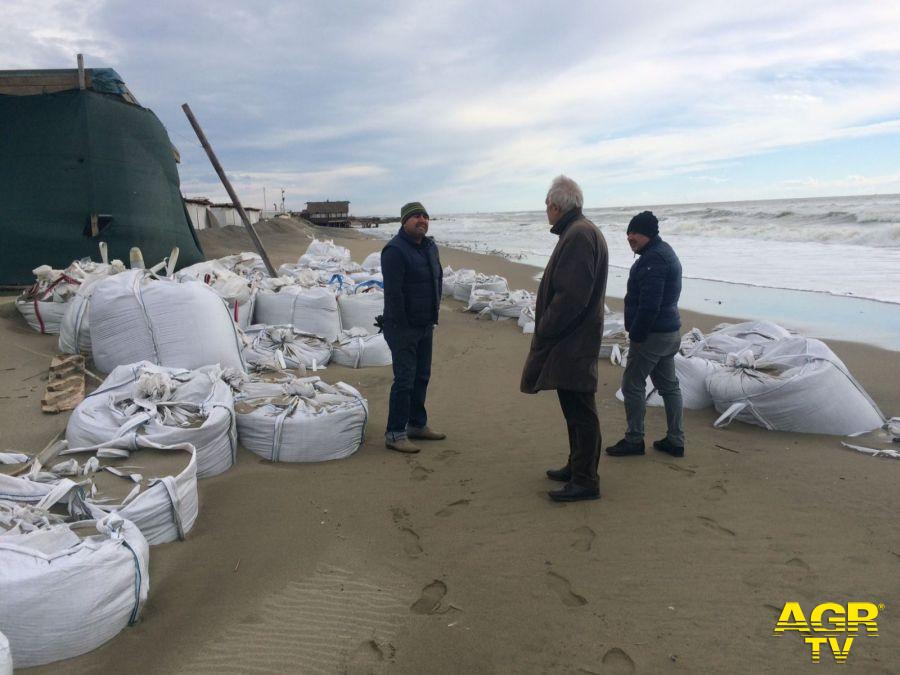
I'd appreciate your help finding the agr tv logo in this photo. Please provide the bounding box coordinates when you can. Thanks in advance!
[773,601,882,663]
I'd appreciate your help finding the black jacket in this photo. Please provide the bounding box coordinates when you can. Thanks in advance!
[381,228,443,327]
[624,236,682,343]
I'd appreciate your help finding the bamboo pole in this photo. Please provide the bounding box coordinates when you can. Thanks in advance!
[181,103,277,277]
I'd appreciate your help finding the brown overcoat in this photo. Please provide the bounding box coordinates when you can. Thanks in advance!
[520,208,608,394]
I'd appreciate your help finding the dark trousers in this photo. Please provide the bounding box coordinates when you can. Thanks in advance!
[557,389,601,490]
[383,324,433,437]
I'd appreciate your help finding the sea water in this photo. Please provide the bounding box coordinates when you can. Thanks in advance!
[364,194,900,350]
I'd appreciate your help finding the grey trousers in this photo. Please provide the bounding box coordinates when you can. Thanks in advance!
[621,331,684,446]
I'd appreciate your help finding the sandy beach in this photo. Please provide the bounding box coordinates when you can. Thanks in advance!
[2,218,898,674]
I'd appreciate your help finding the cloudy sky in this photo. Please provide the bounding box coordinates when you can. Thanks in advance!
[6,0,900,214]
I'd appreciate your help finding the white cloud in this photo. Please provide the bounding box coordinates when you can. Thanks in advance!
[5,0,900,211]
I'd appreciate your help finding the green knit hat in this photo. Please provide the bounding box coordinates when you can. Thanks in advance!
[400,201,429,224]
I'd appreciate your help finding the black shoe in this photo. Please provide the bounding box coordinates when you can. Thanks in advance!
[605,438,645,456]
[653,437,685,458]
[548,482,600,502]
[546,466,572,482]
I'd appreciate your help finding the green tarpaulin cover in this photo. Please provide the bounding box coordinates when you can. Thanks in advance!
[0,89,204,285]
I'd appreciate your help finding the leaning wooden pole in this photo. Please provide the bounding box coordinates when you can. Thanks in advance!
[181,103,277,277]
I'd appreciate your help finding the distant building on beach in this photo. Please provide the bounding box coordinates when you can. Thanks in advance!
[183,198,262,230]
[303,200,351,227]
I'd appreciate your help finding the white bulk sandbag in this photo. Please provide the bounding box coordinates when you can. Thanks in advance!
[453,272,507,302]
[0,630,10,675]
[441,266,459,297]
[304,238,351,262]
[62,440,198,545]
[1,441,198,546]
[332,329,392,368]
[338,282,384,332]
[518,306,536,334]
[349,271,383,285]
[361,251,382,271]
[253,285,341,340]
[681,321,793,362]
[176,262,256,329]
[15,266,82,334]
[274,265,325,287]
[708,337,885,435]
[0,513,149,669]
[88,270,245,373]
[615,354,723,410]
[15,297,69,335]
[243,325,332,370]
[235,376,368,462]
[66,362,237,479]
[486,289,535,320]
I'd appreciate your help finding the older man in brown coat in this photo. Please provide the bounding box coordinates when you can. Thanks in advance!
[521,175,608,502]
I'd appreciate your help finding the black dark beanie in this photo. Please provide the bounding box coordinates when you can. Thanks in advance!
[627,211,659,238]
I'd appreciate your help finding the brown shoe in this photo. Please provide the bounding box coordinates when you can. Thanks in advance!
[386,438,421,453]
[407,426,446,441]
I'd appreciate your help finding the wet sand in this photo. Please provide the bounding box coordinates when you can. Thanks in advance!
[2,218,897,674]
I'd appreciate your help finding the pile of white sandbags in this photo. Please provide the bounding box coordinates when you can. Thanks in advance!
[338,281,384,333]
[243,325,332,370]
[253,283,342,341]
[0,511,149,669]
[452,271,508,303]
[234,375,368,462]
[615,353,724,410]
[481,289,535,321]
[77,270,245,373]
[332,328,392,368]
[214,251,270,281]
[18,259,125,336]
[176,260,257,329]
[612,321,885,434]
[66,362,237,478]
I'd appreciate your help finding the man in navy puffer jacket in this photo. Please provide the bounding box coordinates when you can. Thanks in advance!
[607,211,686,458]
[380,201,445,454]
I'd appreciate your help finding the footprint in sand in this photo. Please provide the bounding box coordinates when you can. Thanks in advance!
[601,647,635,675]
[437,448,460,461]
[546,571,588,607]
[665,462,696,476]
[400,527,423,558]
[390,506,410,524]
[435,499,470,517]
[409,463,433,481]
[410,580,447,614]
[704,482,727,501]
[572,525,596,552]
[349,639,387,666]
[696,515,736,537]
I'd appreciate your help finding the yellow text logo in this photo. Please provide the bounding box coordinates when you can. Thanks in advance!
[773,601,880,663]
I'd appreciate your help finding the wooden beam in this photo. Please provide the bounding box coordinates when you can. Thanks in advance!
[77,54,85,89]
[181,103,277,277]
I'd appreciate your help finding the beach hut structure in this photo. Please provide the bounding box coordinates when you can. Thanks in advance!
[184,197,214,231]
[303,200,351,227]
[208,203,261,228]
[0,62,204,286]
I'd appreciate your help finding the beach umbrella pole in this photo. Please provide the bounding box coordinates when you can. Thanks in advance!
[181,103,278,277]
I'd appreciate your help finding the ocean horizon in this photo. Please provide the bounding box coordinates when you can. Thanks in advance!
[363,193,900,350]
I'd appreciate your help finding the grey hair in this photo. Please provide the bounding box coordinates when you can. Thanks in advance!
[545,175,584,211]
